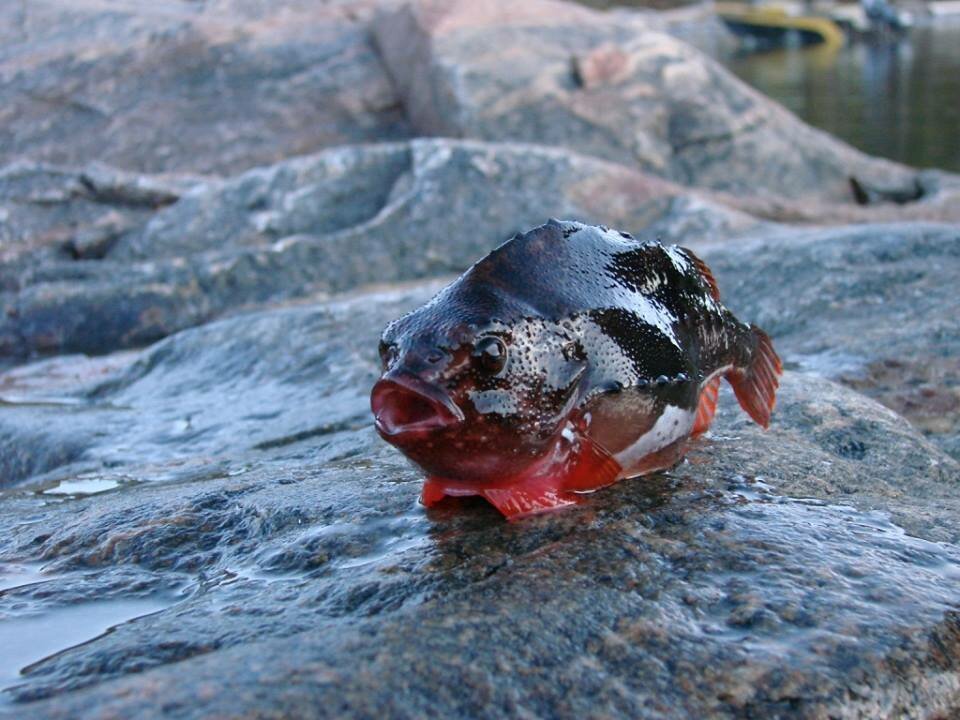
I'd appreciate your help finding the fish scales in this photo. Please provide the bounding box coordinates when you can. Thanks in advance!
[371,220,782,520]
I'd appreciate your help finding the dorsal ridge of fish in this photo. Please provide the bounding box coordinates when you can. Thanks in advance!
[470,222,669,306]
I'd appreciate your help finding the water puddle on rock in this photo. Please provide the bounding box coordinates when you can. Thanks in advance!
[0,561,174,700]
[42,477,121,496]
[0,596,169,698]
[0,563,57,593]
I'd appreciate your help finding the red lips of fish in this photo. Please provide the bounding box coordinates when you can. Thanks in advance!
[372,373,464,439]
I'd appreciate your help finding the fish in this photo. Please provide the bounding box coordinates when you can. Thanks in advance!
[370,219,782,520]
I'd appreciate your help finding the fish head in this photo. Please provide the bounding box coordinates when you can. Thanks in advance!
[370,287,588,482]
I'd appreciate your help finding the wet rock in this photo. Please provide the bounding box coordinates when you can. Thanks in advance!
[0,284,427,491]
[0,139,761,358]
[700,222,960,459]
[2,2,959,711]
[0,0,409,175]
[844,362,960,461]
[372,0,942,204]
[0,278,959,716]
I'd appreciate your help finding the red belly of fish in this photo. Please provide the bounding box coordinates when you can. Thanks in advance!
[421,434,623,520]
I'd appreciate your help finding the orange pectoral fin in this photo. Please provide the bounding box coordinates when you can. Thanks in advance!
[481,478,580,520]
[422,475,579,520]
[691,376,721,437]
[560,437,623,493]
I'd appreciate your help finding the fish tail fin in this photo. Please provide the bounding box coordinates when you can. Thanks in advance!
[725,325,782,429]
[691,376,722,437]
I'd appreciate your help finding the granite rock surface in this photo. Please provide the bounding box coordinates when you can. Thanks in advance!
[1,225,959,718]
[3,0,960,717]
[0,0,409,175]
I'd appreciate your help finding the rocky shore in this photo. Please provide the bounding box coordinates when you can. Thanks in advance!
[2,0,959,717]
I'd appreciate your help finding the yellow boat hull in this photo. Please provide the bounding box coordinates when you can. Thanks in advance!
[715,3,846,48]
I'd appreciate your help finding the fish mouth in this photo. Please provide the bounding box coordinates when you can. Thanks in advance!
[371,373,464,439]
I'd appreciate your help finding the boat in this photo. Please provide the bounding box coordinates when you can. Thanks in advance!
[715,2,846,49]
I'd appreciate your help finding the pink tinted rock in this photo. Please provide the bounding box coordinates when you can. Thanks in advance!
[372,0,939,205]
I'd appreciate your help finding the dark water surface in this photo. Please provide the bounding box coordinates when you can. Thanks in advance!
[716,24,960,173]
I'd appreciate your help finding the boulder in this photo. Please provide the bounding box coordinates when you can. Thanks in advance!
[1,276,959,718]
[7,136,960,361]
[5,0,960,217]
[371,0,951,205]
[0,139,761,358]
[0,0,409,175]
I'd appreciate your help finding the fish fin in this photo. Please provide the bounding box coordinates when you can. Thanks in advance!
[481,479,580,521]
[691,376,721,437]
[423,440,622,520]
[726,325,782,429]
[681,247,721,301]
[421,478,450,507]
[561,437,623,493]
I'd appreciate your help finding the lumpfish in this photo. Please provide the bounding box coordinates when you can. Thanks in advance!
[370,220,782,520]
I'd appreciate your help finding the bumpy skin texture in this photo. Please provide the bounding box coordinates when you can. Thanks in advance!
[371,220,780,519]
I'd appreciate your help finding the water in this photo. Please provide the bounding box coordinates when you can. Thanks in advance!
[0,562,171,698]
[716,24,960,173]
[43,477,121,496]
[0,598,169,696]
[0,563,55,593]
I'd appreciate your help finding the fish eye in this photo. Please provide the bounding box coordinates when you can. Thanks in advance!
[473,336,507,375]
[378,340,398,370]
